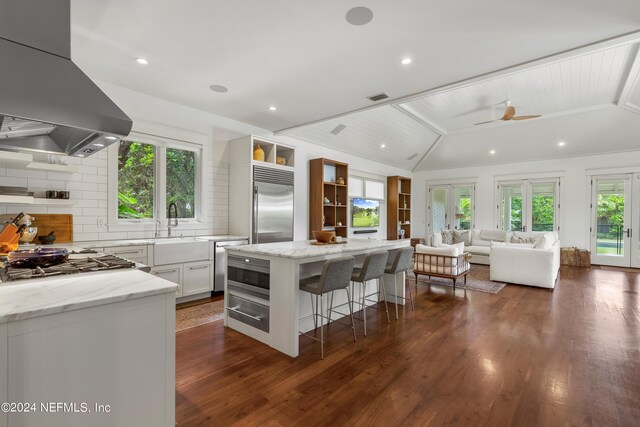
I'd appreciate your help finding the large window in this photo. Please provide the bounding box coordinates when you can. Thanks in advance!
[115,138,200,221]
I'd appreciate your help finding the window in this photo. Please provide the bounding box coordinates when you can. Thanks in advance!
[114,138,201,222]
[118,141,156,219]
[348,175,385,200]
[166,148,196,219]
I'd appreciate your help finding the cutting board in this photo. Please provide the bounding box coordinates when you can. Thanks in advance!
[30,214,74,243]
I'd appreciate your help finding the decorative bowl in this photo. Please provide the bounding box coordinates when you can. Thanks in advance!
[19,227,38,244]
[38,231,56,245]
[312,230,336,243]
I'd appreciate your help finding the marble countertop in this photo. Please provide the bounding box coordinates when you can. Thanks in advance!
[32,235,249,250]
[226,238,410,259]
[0,269,178,324]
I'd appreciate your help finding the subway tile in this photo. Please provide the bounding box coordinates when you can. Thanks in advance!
[81,191,108,200]
[82,208,108,216]
[68,181,98,191]
[82,174,107,184]
[28,179,66,190]
[6,168,47,179]
[74,232,100,241]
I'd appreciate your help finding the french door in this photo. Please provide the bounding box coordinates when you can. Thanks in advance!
[497,179,559,233]
[590,174,640,267]
[427,184,475,233]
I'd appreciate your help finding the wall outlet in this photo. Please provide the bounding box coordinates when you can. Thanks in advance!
[97,217,105,228]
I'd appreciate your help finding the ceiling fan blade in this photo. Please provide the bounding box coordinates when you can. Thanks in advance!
[473,119,501,126]
[501,106,516,120]
[511,115,542,120]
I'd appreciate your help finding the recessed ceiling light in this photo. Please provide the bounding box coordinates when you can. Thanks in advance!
[135,57,149,65]
[346,7,374,26]
[209,84,228,93]
[93,143,105,147]
[105,136,118,141]
[401,58,412,65]
[489,150,496,155]
[380,144,386,148]
[558,141,566,146]
[269,106,277,111]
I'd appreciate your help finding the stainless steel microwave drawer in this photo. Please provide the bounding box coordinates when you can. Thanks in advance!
[227,294,270,333]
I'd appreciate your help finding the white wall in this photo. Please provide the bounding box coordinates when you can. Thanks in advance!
[265,135,410,241]
[412,150,640,249]
[0,81,412,242]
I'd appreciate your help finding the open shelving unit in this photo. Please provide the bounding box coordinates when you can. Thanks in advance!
[387,176,412,240]
[309,158,348,239]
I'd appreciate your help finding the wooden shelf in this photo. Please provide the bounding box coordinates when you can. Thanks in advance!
[387,176,412,240]
[310,158,349,239]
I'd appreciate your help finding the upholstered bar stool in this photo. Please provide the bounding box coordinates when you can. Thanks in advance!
[385,246,416,320]
[299,256,357,359]
[349,250,390,336]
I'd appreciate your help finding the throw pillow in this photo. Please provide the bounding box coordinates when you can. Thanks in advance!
[441,229,453,245]
[452,229,470,245]
[510,235,536,244]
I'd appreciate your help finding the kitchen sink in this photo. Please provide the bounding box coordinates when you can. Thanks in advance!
[152,237,210,265]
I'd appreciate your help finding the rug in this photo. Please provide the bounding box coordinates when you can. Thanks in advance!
[176,300,225,332]
[409,264,506,294]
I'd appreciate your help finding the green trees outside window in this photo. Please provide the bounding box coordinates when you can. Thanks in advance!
[117,140,198,220]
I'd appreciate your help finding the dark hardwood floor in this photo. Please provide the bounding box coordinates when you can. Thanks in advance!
[175,266,640,426]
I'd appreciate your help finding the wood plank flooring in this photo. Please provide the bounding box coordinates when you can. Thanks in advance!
[175,266,640,426]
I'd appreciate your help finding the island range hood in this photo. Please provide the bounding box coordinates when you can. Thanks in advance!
[0,0,132,157]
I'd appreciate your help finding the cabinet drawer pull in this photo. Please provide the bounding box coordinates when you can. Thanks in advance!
[113,250,141,255]
[154,268,179,274]
[227,306,262,321]
[188,265,208,270]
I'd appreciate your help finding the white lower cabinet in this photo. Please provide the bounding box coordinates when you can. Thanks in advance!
[103,245,149,265]
[150,265,183,297]
[182,261,212,296]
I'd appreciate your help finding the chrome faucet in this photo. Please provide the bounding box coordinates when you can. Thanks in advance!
[167,202,178,238]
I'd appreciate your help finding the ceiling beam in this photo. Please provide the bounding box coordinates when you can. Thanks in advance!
[617,43,640,116]
[412,134,443,173]
[390,104,447,135]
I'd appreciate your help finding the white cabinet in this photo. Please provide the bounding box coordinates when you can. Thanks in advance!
[182,261,212,296]
[2,293,175,426]
[150,265,183,297]
[104,245,148,265]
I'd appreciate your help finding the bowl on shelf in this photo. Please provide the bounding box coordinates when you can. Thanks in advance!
[37,231,56,245]
[312,230,336,243]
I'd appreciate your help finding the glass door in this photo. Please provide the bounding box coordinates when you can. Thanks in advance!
[590,175,631,267]
[633,174,640,268]
[498,180,559,233]
[427,184,475,234]
[499,183,525,232]
[430,187,450,232]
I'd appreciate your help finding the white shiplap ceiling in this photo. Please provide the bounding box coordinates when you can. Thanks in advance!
[70,0,640,133]
[283,38,640,171]
[281,105,440,169]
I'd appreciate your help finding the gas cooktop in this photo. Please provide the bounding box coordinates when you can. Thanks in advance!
[0,252,137,283]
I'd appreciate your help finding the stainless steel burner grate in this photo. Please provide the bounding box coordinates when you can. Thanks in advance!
[1,255,137,282]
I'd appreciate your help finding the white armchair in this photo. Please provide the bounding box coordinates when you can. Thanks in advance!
[413,244,470,292]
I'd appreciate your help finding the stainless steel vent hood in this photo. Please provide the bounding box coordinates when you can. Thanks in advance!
[0,0,132,157]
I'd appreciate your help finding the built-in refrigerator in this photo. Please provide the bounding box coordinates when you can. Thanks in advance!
[252,166,294,243]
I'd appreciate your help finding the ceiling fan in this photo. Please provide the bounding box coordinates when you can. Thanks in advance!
[473,100,541,125]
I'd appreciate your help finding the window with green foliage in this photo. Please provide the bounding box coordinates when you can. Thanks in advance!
[116,139,200,221]
[166,148,196,219]
[118,141,156,219]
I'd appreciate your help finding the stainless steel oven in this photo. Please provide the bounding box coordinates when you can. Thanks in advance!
[227,254,270,300]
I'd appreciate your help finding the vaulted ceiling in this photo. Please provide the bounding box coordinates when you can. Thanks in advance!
[69,1,640,171]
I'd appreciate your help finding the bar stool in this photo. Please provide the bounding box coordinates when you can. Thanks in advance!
[299,256,357,359]
[385,246,416,320]
[349,250,390,336]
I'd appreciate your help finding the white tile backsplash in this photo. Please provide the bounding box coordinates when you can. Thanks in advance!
[0,150,229,241]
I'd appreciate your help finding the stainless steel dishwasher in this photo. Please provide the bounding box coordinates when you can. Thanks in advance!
[214,239,249,292]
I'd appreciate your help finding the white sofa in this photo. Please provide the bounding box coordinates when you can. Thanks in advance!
[431,229,561,289]
[490,234,560,289]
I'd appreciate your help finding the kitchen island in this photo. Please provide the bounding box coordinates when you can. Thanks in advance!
[0,268,178,427]
[224,238,411,357]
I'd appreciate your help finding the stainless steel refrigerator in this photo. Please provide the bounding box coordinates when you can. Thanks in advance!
[252,166,294,243]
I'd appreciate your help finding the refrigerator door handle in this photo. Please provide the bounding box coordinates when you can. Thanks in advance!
[253,185,259,244]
